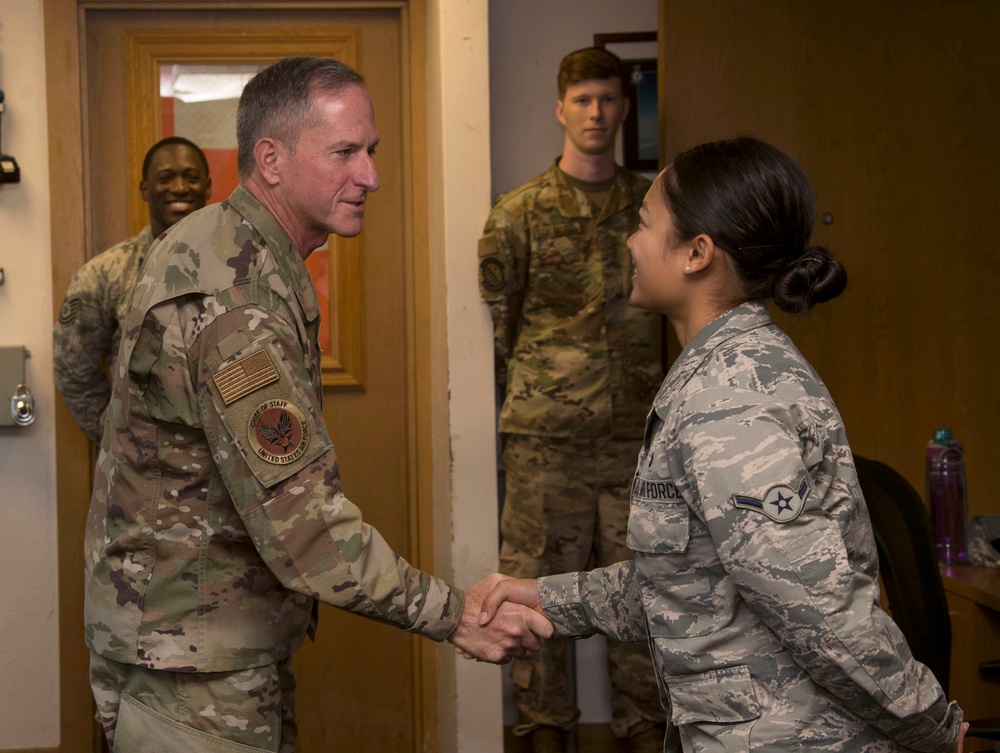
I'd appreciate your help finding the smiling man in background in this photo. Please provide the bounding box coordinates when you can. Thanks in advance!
[53,136,212,443]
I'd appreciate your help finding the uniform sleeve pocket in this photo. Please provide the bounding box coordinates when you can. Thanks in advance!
[779,518,855,617]
[627,495,689,554]
[201,332,331,491]
[478,234,509,299]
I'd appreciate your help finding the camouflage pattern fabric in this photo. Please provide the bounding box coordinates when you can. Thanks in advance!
[85,185,462,684]
[967,514,1000,566]
[537,301,963,752]
[90,651,296,752]
[500,434,666,738]
[53,226,154,443]
[480,159,666,736]
[478,159,661,439]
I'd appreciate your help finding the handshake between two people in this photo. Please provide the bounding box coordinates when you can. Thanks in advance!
[447,573,549,664]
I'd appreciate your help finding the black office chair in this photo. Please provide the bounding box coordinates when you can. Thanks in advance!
[854,455,1000,742]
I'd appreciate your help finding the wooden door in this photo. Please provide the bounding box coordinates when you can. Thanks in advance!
[70,6,427,751]
[658,0,1000,519]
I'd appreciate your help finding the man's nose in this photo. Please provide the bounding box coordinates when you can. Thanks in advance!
[167,175,188,193]
[357,154,380,193]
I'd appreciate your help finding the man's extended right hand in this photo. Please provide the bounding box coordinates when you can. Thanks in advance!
[448,573,552,664]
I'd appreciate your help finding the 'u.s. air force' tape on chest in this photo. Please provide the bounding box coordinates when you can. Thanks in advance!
[732,476,809,523]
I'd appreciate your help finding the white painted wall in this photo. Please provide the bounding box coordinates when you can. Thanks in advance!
[489,0,659,197]
[0,0,60,748]
[427,1,507,752]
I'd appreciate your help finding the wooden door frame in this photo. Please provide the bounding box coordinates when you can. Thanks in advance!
[42,2,437,751]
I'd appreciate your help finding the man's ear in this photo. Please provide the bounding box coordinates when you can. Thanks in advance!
[621,96,631,124]
[204,176,213,202]
[555,98,566,127]
[139,178,150,203]
[254,138,282,186]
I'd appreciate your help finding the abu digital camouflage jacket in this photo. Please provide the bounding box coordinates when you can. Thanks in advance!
[538,302,962,752]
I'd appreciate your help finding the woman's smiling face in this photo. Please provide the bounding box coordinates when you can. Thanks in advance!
[627,170,688,316]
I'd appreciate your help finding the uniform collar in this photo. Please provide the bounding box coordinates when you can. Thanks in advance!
[136,224,155,246]
[228,184,320,321]
[547,157,639,221]
[655,300,773,410]
[136,224,155,262]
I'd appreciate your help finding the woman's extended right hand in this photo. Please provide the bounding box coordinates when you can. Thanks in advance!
[953,721,969,753]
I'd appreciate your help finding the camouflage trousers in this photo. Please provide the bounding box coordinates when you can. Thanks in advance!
[499,434,666,738]
[89,651,296,752]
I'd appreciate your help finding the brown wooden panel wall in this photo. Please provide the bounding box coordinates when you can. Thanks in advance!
[659,0,1000,519]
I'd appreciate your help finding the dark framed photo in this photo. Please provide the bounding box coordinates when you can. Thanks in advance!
[621,58,658,171]
[594,32,659,172]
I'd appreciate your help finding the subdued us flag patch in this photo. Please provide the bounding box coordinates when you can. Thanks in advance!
[213,349,280,405]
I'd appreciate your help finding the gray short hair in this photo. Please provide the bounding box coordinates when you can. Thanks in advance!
[236,56,365,179]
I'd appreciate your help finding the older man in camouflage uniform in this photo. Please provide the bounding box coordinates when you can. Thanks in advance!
[53,137,212,443]
[478,47,666,752]
[85,56,551,753]
[486,301,966,753]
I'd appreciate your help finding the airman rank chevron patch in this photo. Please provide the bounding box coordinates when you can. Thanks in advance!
[732,476,810,523]
[213,348,280,405]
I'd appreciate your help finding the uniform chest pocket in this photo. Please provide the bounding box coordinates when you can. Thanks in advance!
[530,222,596,311]
[627,494,689,554]
[629,493,722,637]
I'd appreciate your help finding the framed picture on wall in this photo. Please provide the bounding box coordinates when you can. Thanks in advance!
[594,32,659,172]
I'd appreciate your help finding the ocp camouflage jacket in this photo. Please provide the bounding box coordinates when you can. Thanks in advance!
[85,186,461,672]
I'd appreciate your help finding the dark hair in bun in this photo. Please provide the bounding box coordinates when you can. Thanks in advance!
[663,136,847,313]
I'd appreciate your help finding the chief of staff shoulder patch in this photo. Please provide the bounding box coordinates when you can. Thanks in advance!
[732,476,809,523]
[248,399,310,465]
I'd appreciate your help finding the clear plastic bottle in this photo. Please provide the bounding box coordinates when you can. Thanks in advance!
[925,429,968,565]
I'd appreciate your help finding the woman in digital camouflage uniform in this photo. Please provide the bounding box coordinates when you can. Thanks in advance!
[480,137,968,753]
